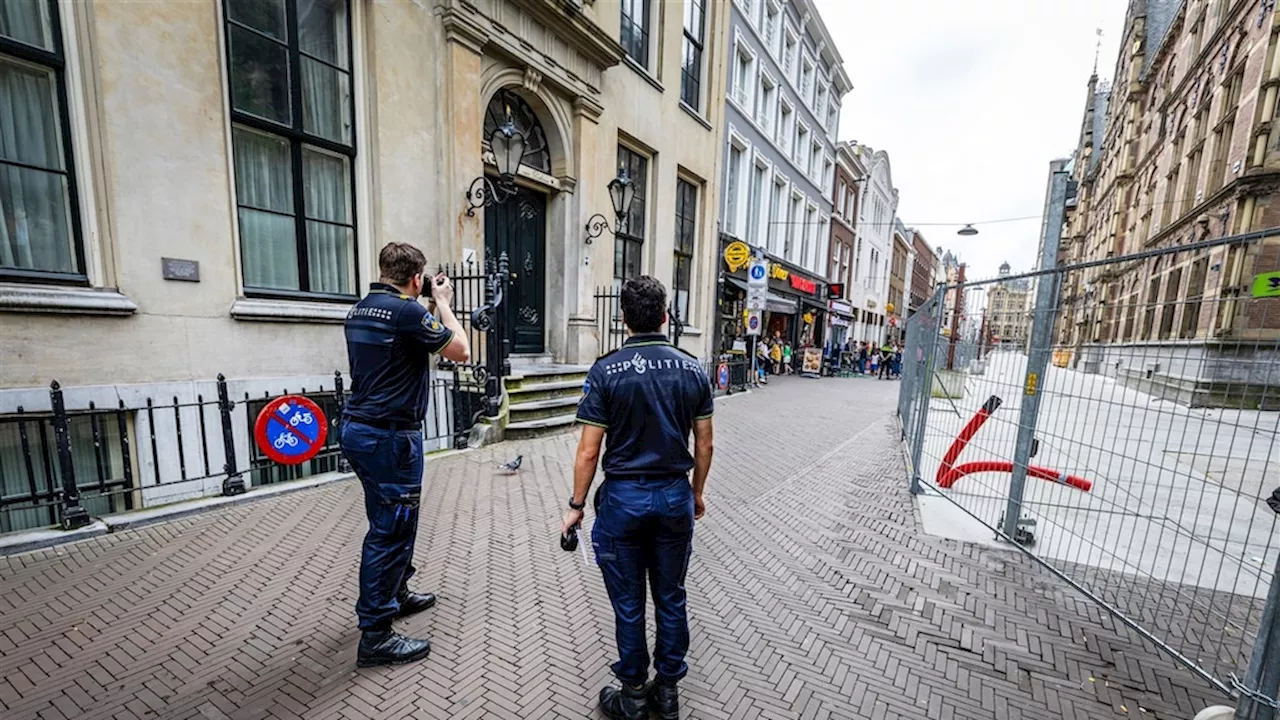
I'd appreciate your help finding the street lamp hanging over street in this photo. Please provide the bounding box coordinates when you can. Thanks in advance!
[957,224,979,237]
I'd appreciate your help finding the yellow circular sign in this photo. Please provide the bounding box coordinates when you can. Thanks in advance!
[803,312,815,325]
[723,241,750,272]
[886,302,896,314]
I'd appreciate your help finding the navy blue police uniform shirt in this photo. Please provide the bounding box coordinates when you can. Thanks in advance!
[343,283,453,425]
[575,334,715,478]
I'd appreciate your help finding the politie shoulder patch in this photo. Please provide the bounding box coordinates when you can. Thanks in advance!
[582,379,591,396]
[422,314,442,332]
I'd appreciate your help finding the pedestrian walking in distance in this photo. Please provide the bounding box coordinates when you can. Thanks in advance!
[340,242,471,667]
[562,276,716,720]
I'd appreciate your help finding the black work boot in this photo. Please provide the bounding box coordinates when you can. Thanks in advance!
[647,679,679,720]
[396,590,437,618]
[356,629,431,668]
[599,683,648,720]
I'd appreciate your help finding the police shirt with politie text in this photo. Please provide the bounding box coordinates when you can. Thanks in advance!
[343,283,453,425]
[575,334,715,478]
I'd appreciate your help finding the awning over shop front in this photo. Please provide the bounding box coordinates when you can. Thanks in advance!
[799,296,826,312]
[726,276,750,292]
[767,295,798,314]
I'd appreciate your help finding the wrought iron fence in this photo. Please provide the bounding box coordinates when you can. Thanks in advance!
[595,286,626,356]
[898,230,1280,712]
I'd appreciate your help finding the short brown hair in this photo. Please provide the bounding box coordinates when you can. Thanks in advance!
[378,242,427,286]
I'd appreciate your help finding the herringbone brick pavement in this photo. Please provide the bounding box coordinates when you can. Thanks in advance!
[0,377,1232,719]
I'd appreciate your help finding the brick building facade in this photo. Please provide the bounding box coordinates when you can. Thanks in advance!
[1060,0,1280,407]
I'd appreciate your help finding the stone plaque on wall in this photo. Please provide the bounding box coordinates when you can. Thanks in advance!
[161,258,200,282]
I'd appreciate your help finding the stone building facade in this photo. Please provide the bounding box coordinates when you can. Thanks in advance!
[0,0,730,520]
[987,263,1031,346]
[717,0,850,279]
[1060,0,1280,407]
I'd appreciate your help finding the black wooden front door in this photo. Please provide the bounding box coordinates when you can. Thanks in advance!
[484,184,546,354]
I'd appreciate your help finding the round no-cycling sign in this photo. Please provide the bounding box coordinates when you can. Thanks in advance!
[717,363,730,390]
[254,395,329,466]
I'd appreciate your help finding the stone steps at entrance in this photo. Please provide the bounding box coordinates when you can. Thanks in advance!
[504,411,580,440]
[503,364,588,440]
[508,395,581,423]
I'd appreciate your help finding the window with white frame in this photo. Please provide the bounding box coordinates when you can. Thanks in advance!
[224,0,358,297]
[800,56,813,99]
[822,157,833,194]
[620,0,651,69]
[680,0,705,110]
[809,142,821,180]
[837,180,847,215]
[782,28,796,76]
[785,191,801,258]
[755,73,775,131]
[814,83,827,126]
[763,2,778,47]
[768,175,784,254]
[725,142,744,235]
[827,101,838,135]
[776,99,792,147]
[746,160,766,244]
[803,203,817,269]
[794,123,808,164]
[1,0,83,281]
[732,44,752,107]
[737,0,755,21]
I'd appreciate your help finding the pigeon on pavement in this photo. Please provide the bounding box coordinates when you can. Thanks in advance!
[496,455,523,474]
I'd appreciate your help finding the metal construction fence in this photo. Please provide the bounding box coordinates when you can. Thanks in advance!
[899,230,1280,715]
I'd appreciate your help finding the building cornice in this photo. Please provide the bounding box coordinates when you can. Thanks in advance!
[507,0,625,70]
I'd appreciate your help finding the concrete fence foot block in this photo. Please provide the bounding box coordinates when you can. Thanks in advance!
[1193,706,1235,720]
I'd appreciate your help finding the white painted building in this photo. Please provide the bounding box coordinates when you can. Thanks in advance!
[849,144,898,343]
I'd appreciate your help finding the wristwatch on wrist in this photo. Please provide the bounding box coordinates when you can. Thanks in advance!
[568,496,586,511]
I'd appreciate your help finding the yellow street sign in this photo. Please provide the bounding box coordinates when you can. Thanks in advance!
[1253,271,1280,298]
[723,241,750,272]
[1025,372,1039,396]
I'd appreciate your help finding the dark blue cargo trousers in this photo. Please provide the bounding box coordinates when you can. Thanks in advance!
[339,419,423,631]
[591,475,696,686]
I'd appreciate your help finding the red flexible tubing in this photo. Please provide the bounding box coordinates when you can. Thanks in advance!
[936,395,1003,484]
[937,460,1092,492]
[934,394,1092,493]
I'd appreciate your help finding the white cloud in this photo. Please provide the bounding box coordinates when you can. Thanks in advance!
[814,0,1126,279]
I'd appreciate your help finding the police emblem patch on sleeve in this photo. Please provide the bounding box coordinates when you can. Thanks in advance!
[422,314,442,332]
[582,379,591,396]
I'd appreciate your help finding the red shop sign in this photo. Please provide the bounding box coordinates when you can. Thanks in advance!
[788,274,817,294]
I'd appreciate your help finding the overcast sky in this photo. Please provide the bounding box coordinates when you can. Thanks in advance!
[813,0,1126,280]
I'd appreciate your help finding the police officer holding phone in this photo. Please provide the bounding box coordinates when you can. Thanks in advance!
[341,242,470,667]
[561,276,716,720]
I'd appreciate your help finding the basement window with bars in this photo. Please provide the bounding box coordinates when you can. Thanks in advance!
[0,413,131,533]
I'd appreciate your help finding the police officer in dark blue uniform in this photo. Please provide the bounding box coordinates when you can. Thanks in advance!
[341,242,470,667]
[561,276,716,720]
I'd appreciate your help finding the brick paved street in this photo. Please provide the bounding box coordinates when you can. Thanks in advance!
[0,377,1232,719]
